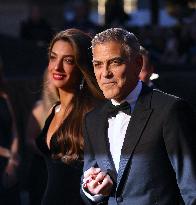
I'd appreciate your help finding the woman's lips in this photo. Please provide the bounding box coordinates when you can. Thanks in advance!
[53,73,65,80]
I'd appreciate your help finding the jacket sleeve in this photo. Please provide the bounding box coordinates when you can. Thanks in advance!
[80,114,108,205]
[163,99,196,204]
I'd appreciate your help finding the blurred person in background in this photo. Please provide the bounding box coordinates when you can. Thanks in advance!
[25,68,58,205]
[20,4,53,47]
[105,0,129,28]
[139,46,159,88]
[0,56,21,205]
[36,29,103,205]
[160,29,187,65]
[64,0,98,35]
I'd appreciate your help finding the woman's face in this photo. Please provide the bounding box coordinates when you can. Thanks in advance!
[48,40,81,91]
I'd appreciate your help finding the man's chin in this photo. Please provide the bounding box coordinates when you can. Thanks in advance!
[102,91,118,100]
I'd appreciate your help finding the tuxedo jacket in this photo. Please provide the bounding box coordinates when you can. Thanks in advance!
[81,84,196,205]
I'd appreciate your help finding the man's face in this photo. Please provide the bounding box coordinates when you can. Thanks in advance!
[92,41,142,102]
[139,55,153,83]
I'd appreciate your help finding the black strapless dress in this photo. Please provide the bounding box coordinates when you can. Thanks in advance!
[36,105,84,205]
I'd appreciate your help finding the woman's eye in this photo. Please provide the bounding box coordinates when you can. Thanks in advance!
[64,58,74,65]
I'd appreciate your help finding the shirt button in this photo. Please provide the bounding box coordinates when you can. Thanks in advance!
[116,196,123,202]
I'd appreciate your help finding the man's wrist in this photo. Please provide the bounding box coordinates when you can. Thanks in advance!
[82,183,105,202]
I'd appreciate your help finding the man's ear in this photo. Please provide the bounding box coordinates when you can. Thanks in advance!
[135,54,143,75]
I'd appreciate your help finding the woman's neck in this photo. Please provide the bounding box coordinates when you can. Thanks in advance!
[58,88,76,110]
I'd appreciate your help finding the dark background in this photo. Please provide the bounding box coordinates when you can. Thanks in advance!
[0,1,195,203]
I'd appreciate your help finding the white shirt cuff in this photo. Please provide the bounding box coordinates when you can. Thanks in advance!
[82,183,104,202]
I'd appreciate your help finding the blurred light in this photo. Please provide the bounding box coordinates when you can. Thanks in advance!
[124,0,137,13]
[98,0,106,24]
[150,73,159,80]
[188,2,196,9]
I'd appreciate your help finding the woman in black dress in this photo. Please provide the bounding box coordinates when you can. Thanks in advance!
[0,57,20,205]
[36,29,103,205]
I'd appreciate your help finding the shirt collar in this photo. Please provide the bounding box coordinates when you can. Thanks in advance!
[111,80,142,110]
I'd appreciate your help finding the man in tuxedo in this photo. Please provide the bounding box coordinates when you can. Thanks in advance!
[81,28,196,205]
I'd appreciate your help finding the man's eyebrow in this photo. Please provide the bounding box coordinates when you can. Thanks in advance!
[107,57,126,64]
[92,59,102,63]
[92,57,124,63]
[109,57,124,61]
[50,51,56,55]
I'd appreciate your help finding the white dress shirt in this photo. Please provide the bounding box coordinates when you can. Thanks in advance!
[108,80,142,171]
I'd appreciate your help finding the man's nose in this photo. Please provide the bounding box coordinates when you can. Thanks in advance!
[102,63,111,77]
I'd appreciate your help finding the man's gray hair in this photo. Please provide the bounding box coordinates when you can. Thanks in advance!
[92,28,140,56]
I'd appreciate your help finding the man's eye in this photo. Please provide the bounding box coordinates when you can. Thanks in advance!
[111,59,124,66]
[93,63,102,68]
[49,55,56,60]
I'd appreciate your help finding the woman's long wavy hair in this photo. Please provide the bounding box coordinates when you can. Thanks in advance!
[48,29,103,163]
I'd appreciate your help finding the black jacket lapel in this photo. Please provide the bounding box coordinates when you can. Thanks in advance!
[117,85,153,188]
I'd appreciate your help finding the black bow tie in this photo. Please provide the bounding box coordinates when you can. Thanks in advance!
[107,101,131,117]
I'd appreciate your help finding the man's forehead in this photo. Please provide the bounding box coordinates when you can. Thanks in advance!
[92,53,123,61]
[92,42,123,59]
